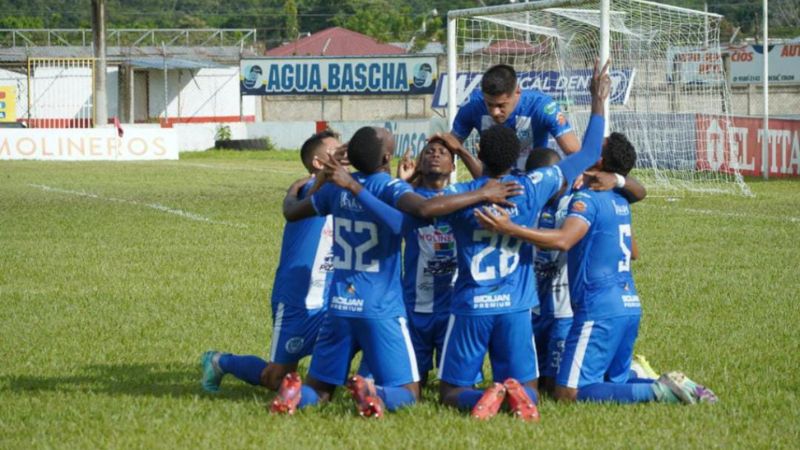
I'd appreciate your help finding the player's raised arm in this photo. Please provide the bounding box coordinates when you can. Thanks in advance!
[554,59,611,188]
[434,132,483,180]
[283,176,318,222]
[474,205,588,252]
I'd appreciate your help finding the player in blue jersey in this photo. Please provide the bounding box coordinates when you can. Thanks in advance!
[475,134,718,406]
[451,64,581,170]
[432,60,612,421]
[525,148,648,395]
[199,131,340,393]
[273,126,523,417]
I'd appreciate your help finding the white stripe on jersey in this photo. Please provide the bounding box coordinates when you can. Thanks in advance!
[437,314,457,380]
[269,303,286,362]
[399,317,421,382]
[303,215,333,310]
[567,320,594,389]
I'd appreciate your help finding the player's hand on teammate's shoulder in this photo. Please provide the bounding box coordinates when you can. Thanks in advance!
[584,170,618,191]
[478,179,524,206]
[474,204,513,233]
[287,175,312,197]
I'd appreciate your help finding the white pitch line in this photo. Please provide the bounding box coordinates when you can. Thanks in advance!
[165,161,304,175]
[638,203,800,224]
[29,184,248,228]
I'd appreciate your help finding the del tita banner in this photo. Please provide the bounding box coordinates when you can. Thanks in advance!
[696,115,800,177]
[240,57,438,96]
[431,68,635,108]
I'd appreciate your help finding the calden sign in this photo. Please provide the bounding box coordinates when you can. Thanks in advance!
[431,69,635,108]
[240,57,438,96]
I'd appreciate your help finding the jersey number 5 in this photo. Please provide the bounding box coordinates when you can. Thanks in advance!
[333,218,379,272]
[618,224,632,272]
[471,230,522,281]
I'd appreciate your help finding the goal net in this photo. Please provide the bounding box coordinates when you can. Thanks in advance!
[447,0,750,195]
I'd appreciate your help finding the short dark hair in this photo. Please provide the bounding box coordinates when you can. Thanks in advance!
[601,132,637,176]
[525,147,561,172]
[478,125,520,176]
[348,127,385,174]
[300,130,337,172]
[481,64,517,96]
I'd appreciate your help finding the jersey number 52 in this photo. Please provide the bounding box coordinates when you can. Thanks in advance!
[333,218,379,272]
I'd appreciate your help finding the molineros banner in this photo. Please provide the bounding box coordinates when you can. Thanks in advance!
[240,57,438,96]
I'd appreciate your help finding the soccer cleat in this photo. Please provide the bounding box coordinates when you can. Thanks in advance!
[656,371,719,405]
[631,354,659,380]
[503,379,540,422]
[471,383,507,420]
[200,351,223,393]
[347,375,385,419]
[270,372,303,415]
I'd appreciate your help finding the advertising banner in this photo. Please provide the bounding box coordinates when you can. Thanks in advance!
[431,68,635,108]
[0,85,16,122]
[240,57,437,96]
[696,115,800,177]
[0,128,179,161]
[668,44,800,85]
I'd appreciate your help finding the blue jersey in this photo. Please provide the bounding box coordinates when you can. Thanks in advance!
[534,190,574,319]
[403,187,457,314]
[272,180,334,310]
[451,90,573,170]
[565,190,641,320]
[446,165,564,316]
[311,172,413,319]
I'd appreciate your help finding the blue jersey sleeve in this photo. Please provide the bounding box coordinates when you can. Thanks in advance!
[451,97,482,140]
[311,182,337,216]
[565,191,597,227]
[382,178,414,207]
[534,99,573,139]
[525,165,564,209]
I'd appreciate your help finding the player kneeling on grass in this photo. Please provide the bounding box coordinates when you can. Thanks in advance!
[474,133,719,405]
[525,147,648,395]
[199,130,339,394]
[276,126,523,418]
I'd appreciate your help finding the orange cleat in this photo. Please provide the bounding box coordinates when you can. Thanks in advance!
[471,383,507,420]
[270,372,303,415]
[503,378,540,422]
[347,375,385,418]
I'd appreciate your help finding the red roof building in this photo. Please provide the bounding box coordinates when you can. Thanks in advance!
[266,27,407,57]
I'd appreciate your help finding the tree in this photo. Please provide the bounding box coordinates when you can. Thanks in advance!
[284,0,299,40]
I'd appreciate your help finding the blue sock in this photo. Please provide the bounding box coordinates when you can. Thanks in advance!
[217,354,267,386]
[456,389,484,410]
[628,377,656,384]
[577,382,656,404]
[375,386,416,411]
[523,386,539,405]
[298,385,319,409]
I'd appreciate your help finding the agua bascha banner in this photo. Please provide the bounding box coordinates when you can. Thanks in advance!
[431,68,635,108]
[696,115,800,177]
[240,57,437,96]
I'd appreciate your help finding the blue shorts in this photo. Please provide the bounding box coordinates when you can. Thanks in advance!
[532,313,573,378]
[269,302,326,365]
[438,310,538,387]
[407,310,450,376]
[309,314,420,387]
[556,314,641,389]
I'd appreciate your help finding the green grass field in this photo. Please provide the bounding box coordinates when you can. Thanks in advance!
[1,151,798,449]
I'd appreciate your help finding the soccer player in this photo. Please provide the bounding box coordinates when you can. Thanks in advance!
[434,59,612,421]
[450,64,581,170]
[199,130,339,393]
[525,148,647,395]
[474,134,719,405]
[274,126,523,417]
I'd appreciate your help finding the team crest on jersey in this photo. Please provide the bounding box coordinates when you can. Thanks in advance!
[528,171,544,184]
[571,201,587,213]
[544,101,558,115]
[285,337,304,354]
[339,192,364,212]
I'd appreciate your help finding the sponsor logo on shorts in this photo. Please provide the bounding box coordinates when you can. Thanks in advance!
[473,293,512,309]
[331,296,364,312]
[622,295,641,308]
[285,337,305,354]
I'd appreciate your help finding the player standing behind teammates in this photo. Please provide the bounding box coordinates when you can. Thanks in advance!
[450,64,582,170]
[274,127,523,418]
[432,60,612,422]
[200,131,339,393]
[475,134,719,406]
[525,148,647,395]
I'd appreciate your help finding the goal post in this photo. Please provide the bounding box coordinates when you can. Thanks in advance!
[446,0,750,195]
